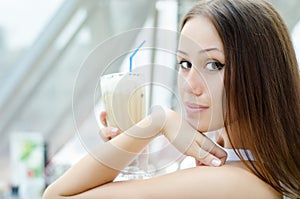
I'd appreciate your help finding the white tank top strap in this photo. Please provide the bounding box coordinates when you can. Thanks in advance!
[223,148,254,162]
[283,196,291,199]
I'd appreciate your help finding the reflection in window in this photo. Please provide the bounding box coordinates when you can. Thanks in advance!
[0,0,63,93]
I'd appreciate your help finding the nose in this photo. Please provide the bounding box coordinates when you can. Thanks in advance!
[185,67,206,96]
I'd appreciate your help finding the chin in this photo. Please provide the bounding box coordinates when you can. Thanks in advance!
[186,117,224,133]
[186,117,208,132]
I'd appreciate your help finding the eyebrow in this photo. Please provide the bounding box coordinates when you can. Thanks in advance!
[177,48,222,55]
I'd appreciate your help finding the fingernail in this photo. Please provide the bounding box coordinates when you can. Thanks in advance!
[111,128,119,135]
[211,159,221,167]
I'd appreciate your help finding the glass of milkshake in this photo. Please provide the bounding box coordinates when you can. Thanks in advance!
[100,72,150,180]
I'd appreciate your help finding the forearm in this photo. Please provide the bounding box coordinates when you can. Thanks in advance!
[43,114,162,199]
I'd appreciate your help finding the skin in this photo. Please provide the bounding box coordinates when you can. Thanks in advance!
[177,16,225,134]
[43,16,281,199]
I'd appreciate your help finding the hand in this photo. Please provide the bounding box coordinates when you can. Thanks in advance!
[154,107,227,166]
[99,111,120,141]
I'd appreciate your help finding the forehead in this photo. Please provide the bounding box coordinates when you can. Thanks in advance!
[179,16,224,53]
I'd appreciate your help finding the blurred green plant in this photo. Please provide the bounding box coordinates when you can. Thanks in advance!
[20,140,37,162]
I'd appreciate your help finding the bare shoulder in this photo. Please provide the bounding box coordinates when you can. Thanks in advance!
[100,164,281,199]
[188,165,282,199]
[150,165,281,199]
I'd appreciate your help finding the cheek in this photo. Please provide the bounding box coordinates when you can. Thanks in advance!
[177,73,185,98]
[206,76,225,130]
[210,87,224,115]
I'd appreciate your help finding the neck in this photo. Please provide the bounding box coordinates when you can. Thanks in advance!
[216,128,232,148]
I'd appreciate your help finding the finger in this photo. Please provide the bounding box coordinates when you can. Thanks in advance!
[187,143,223,167]
[99,127,120,141]
[199,133,227,160]
[209,144,227,164]
[198,148,223,166]
[195,134,227,166]
[100,111,107,127]
[99,128,109,141]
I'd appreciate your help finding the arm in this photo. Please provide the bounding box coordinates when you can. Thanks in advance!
[45,165,278,199]
[43,108,227,199]
[43,114,158,199]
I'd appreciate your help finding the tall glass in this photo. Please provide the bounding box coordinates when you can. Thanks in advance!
[100,72,150,180]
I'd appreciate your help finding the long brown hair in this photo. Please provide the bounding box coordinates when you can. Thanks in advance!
[181,0,300,198]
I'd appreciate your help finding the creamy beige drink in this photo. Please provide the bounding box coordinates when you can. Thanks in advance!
[101,72,146,132]
[101,72,150,180]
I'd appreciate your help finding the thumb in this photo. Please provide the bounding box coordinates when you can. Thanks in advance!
[99,127,120,141]
[100,111,108,127]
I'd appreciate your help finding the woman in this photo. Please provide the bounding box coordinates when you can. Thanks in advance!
[43,0,300,198]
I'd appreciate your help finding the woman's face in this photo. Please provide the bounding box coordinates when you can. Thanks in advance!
[177,16,225,132]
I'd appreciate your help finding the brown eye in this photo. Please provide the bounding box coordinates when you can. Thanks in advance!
[178,60,192,69]
[206,61,225,71]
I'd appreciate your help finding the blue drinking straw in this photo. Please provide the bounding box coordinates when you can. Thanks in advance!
[129,40,146,72]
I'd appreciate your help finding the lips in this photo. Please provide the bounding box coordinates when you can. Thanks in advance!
[185,103,209,114]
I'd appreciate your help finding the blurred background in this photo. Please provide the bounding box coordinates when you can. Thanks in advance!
[0,0,299,198]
